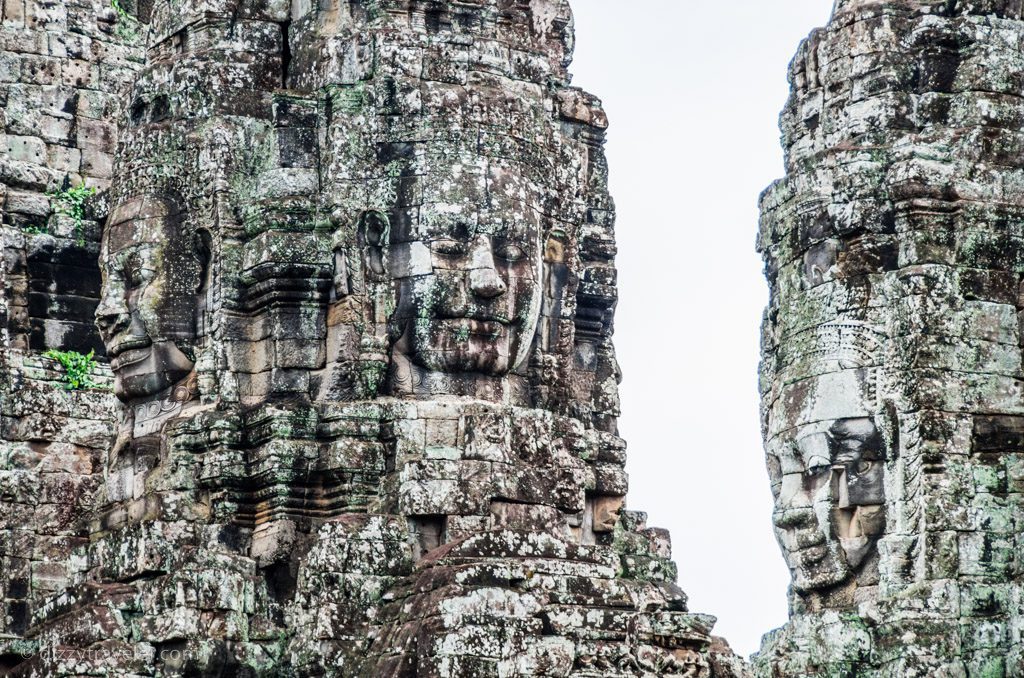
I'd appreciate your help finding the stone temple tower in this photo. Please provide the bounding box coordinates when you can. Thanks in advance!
[0,1,745,676]
[757,0,1024,674]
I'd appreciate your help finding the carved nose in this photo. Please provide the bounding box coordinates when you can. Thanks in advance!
[95,295,130,339]
[833,466,851,509]
[470,267,506,298]
[468,238,507,299]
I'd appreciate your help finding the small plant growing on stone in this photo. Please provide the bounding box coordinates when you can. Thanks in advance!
[48,182,96,245]
[43,349,99,390]
[110,0,139,41]
[20,224,47,236]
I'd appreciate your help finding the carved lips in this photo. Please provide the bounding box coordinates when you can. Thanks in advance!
[108,336,152,370]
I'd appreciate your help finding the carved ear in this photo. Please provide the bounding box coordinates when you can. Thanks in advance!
[544,230,567,265]
[357,210,390,280]
[332,247,350,298]
[193,229,213,342]
[194,229,212,296]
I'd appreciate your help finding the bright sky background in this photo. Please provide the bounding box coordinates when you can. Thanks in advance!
[569,0,834,658]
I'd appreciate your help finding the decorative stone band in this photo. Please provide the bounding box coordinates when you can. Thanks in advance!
[131,373,198,438]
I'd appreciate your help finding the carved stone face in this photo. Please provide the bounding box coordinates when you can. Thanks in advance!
[390,222,541,375]
[95,196,205,401]
[385,166,543,385]
[772,416,885,593]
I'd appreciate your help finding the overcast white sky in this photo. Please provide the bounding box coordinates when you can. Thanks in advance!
[569,0,835,658]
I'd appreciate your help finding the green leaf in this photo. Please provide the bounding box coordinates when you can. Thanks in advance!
[43,349,99,390]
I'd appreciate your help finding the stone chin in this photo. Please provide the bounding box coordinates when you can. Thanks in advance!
[789,542,851,593]
[109,339,194,401]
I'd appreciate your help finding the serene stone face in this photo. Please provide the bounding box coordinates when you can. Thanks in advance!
[772,416,885,593]
[386,165,543,386]
[95,196,205,401]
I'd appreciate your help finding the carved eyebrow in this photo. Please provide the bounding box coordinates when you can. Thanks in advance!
[421,222,474,241]
[832,450,863,464]
[495,232,534,247]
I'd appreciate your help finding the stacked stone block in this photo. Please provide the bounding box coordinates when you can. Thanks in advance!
[0,0,139,659]
[2,0,141,353]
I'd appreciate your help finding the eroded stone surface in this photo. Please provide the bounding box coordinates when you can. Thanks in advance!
[0,0,133,668]
[758,1,1024,674]
[1,1,746,676]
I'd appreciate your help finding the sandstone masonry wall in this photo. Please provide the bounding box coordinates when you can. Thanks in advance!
[0,2,748,677]
[0,0,139,656]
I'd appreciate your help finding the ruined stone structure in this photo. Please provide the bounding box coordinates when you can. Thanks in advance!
[0,1,744,676]
[757,0,1024,674]
[23,0,1024,674]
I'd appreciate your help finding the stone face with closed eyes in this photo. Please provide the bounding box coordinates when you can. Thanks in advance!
[0,1,747,677]
[757,1,1024,675]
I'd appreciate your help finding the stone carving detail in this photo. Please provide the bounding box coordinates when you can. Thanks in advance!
[0,1,748,676]
[767,322,890,601]
[757,1,1024,674]
[96,194,208,443]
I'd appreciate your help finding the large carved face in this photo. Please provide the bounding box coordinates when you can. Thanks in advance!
[95,196,205,401]
[769,372,886,594]
[385,163,544,384]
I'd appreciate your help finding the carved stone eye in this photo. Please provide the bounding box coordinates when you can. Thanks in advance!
[806,464,830,478]
[126,267,145,288]
[805,455,831,480]
[803,463,831,493]
[854,460,873,475]
[495,242,526,262]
